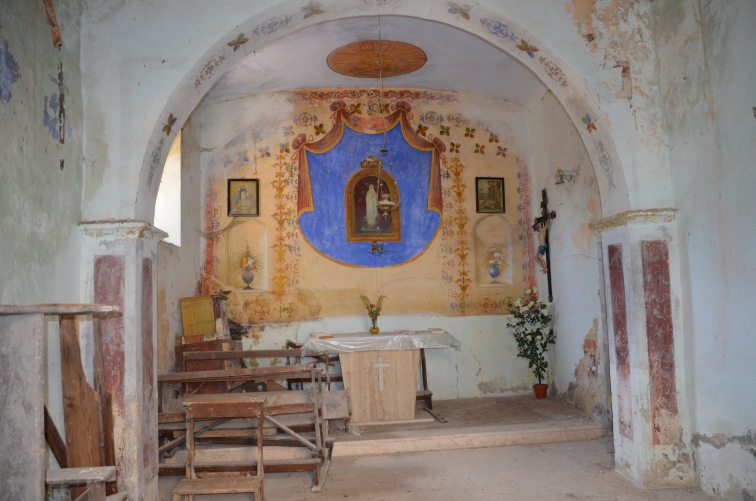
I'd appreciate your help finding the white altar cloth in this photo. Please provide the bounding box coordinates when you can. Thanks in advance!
[302,329,460,356]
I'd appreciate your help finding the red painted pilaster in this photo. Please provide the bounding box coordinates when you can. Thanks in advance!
[641,240,681,446]
[608,244,632,440]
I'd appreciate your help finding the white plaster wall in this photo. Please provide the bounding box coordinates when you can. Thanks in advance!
[0,1,84,305]
[531,92,607,416]
[0,2,85,473]
[157,113,204,375]
[80,0,638,222]
[653,0,756,497]
[80,0,277,221]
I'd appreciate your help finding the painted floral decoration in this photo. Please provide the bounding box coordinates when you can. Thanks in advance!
[486,247,506,268]
[506,288,555,385]
[239,246,259,272]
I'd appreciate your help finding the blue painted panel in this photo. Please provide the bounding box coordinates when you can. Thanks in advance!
[299,124,440,267]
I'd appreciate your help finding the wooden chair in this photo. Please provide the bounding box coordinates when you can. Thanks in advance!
[172,395,265,500]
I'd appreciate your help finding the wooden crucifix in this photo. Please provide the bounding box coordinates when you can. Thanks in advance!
[533,189,556,301]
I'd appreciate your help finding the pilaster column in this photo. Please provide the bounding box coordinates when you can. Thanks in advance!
[79,221,167,500]
[592,209,694,487]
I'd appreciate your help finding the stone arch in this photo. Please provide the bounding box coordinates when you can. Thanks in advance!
[134,2,630,223]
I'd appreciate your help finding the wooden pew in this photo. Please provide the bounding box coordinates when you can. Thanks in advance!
[157,363,335,491]
[181,347,347,391]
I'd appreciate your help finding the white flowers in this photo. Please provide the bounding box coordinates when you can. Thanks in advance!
[506,288,555,385]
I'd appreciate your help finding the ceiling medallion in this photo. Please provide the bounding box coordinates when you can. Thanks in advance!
[326,40,427,78]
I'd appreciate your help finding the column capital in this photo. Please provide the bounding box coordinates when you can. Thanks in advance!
[590,209,677,233]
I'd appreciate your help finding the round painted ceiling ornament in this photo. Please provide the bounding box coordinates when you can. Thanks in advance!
[326,40,427,78]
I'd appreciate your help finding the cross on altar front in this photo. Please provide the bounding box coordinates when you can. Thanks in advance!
[372,357,390,391]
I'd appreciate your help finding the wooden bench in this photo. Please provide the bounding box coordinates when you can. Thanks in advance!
[46,467,127,501]
[158,364,339,491]
[172,396,265,500]
[181,349,309,392]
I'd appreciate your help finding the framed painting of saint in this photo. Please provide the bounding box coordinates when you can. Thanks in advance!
[475,177,505,213]
[345,157,401,242]
[228,178,259,217]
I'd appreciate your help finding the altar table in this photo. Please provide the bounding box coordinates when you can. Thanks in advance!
[302,329,459,425]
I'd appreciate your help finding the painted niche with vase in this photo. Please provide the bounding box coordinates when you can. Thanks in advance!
[474,215,515,287]
[223,219,268,292]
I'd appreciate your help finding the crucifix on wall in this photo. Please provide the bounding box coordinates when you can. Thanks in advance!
[533,189,556,301]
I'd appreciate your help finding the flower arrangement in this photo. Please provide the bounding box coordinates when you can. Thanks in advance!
[361,295,386,333]
[360,295,385,321]
[506,288,555,385]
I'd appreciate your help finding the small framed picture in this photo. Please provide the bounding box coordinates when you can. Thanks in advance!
[475,177,505,213]
[228,179,259,217]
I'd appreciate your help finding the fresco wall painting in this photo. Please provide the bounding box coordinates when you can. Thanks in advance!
[200,91,534,324]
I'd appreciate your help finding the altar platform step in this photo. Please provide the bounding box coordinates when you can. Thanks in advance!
[329,394,607,457]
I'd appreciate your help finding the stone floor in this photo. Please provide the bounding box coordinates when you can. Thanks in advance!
[158,395,716,500]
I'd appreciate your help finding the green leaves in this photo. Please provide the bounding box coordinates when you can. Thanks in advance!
[506,290,555,385]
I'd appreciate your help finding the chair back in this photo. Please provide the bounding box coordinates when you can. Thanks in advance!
[183,396,265,479]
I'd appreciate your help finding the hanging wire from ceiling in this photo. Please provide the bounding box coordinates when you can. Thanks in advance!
[375,15,398,219]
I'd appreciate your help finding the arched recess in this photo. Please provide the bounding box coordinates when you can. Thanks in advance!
[135,2,630,225]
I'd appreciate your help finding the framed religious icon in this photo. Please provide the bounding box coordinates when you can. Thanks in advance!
[475,177,505,213]
[228,178,259,217]
[345,156,401,242]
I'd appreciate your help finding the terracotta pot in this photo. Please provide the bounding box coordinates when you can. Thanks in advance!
[533,383,548,399]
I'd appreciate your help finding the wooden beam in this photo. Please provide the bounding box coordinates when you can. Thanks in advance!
[92,317,117,496]
[183,348,302,362]
[44,406,67,468]
[158,363,317,384]
[60,316,106,499]
[46,466,116,485]
[43,0,63,47]
[0,304,119,316]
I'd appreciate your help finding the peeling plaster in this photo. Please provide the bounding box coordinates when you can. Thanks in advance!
[650,445,693,484]
[0,39,21,102]
[614,61,633,99]
[692,431,756,498]
[477,378,507,395]
[693,430,756,450]
[567,318,605,419]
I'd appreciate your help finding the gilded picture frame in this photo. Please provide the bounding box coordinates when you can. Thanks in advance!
[345,167,401,242]
[475,177,505,213]
[228,178,260,217]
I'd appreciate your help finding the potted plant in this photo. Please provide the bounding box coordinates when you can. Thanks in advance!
[506,288,555,398]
